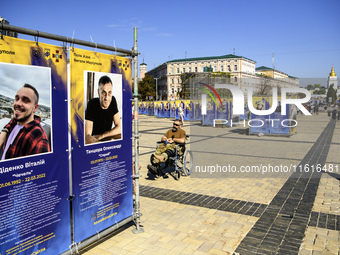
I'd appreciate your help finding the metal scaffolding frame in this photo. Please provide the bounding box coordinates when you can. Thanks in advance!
[1,23,135,56]
[1,23,143,254]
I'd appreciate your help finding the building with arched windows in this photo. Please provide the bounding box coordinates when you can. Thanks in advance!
[145,54,299,100]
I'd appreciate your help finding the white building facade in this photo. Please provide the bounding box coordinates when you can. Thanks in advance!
[146,54,299,100]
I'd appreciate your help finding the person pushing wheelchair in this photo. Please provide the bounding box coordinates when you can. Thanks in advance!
[147,119,186,177]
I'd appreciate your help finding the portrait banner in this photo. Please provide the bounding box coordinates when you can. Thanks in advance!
[170,101,177,118]
[250,97,270,134]
[147,102,154,116]
[184,100,194,121]
[69,48,133,243]
[203,99,216,125]
[270,105,290,135]
[164,101,170,118]
[157,101,164,118]
[216,99,229,120]
[194,100,202,120]
[138,102,144,114]
[0,36,70,255]
[154,101,160,116]
[141,102,147,114]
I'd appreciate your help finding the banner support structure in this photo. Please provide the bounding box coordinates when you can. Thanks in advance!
[59,215,136,255]
[1,23,144,249]
[132,27,144,234]
[1,23,136,56]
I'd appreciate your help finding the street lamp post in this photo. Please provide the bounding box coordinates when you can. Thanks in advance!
[154,77,160,101]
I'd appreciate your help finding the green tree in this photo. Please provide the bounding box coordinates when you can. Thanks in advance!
[314,84,321,88]
[313,88,326,95]
[306,84,314,90]
[138,75,156,100]
[326,85,337,104]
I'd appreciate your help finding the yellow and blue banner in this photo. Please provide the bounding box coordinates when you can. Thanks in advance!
[250,96,270,133]
[0,36,70,255]
[70,48,133,242]
[194,100,202,120]
[147,102,155,115]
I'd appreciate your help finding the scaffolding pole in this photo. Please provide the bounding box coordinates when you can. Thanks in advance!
[59,215,135,255]
[1,23,135,56]
[132,27,144,234]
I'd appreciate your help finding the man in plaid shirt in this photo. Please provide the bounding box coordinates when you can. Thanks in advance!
[0,84,50,160]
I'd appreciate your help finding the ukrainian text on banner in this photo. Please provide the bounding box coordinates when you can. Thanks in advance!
[0,36,70,255]
[69,48,133,242]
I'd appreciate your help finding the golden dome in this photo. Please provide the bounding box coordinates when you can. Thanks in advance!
[329,66,336,77]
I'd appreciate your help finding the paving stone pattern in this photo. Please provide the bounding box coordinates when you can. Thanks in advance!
[308,211,340,231]
[81,114,339,255]
[235,119,337,255]
[140,185,340,234]
[140,185,268,218]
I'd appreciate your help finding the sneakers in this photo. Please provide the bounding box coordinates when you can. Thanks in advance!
[147,164,159,176]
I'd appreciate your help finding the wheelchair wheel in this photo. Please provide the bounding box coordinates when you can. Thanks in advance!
[182,150,193,176]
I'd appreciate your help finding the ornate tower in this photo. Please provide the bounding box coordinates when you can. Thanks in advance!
[140,63,147,80]
[328,66,338,88]
[327,66,339,97]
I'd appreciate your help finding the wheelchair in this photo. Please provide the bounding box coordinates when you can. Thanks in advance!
[148,135,193,180]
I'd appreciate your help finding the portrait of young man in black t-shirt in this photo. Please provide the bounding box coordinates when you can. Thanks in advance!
[85,75,121,144]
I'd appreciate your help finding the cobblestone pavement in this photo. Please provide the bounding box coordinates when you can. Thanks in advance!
[82,112,339,255]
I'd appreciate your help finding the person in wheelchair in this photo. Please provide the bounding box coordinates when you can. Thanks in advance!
[147,119,186,177]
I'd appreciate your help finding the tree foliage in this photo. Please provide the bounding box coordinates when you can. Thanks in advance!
[313,88,326,95]
[326,85,337,104]
[306,84,314,90]
[138,75,156,100]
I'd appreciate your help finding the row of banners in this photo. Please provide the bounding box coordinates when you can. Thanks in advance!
[138,98,298,135]
[0,36,133,254]
[139,99,250,121]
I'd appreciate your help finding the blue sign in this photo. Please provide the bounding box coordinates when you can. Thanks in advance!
[0,41,70,255]
[70,51,133,243]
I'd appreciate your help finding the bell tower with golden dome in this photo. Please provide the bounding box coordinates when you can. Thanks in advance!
[327,66,338,91]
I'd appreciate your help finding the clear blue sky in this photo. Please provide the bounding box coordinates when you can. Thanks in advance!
[2,0,340,82]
